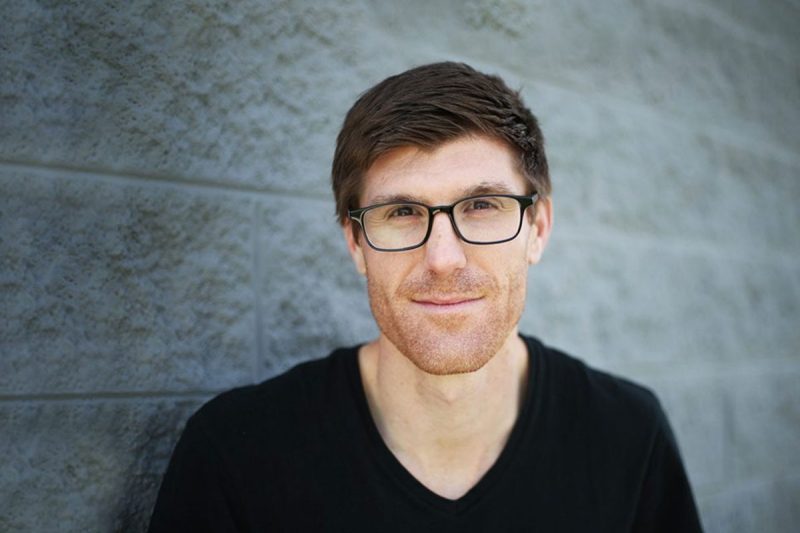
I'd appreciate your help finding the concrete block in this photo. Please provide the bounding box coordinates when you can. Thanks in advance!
[0,169,256,394]
[255,196,377,374]
[537,85,800,251]
[702,0,800,49]
[368,0,800,152]
[0,398,202,533]
[698,475,800,533]
[0,0,385,194]
[727,260,800,364]
[524,229,799,369]
[524,236,737,366]
[726,372,800,481]
[715,143,800,251]
[544,96,720,240]
[634,1,799,151]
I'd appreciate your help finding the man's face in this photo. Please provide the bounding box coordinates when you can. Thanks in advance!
[344,135,552,375]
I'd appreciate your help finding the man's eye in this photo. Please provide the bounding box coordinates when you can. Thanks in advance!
[388,205,420,218]
[467,199,499,211]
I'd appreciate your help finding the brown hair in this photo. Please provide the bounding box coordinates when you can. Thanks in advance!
[331,61,550,223]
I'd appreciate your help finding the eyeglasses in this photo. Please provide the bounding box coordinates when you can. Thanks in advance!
[349,193,538,252]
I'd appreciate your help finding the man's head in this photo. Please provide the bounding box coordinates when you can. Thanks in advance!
[332,62,550,224]
[332,62,553,375]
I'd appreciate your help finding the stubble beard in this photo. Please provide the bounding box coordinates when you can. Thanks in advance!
[367,267,527,375]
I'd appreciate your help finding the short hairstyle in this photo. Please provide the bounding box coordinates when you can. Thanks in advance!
[331,61,550,224]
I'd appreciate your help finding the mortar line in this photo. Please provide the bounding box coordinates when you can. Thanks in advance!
[0,158,333,204]
[1,358,797,404]
[605,357,800,383]
[553,227,798,267]
[695,471,800,499]
[0,389,223,403]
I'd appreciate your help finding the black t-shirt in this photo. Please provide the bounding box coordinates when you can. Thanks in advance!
[149,336,703,532]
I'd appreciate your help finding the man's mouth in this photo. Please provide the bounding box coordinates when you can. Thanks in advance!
[411,296,483,310]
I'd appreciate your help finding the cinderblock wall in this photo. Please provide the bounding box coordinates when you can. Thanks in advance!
[1,1,798,531]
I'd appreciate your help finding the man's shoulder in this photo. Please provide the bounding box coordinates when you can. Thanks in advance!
[186,345,359,447]
[523,335,663,429]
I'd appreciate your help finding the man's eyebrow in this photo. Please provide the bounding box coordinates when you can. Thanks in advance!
[367,193,426,206]
[461,181,518,197]
[365,180,520,206]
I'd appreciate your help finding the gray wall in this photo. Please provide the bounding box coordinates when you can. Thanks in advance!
[1,1,798,531]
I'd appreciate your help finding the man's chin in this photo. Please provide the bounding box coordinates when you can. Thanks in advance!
[408,356,490,376]
[392,329,499,376]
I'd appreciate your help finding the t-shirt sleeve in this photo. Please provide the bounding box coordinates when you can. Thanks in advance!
[148,413,242,533]
[631,406,704,533]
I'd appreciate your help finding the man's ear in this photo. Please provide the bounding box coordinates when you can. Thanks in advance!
[343,220,367,276]
[526,196,553,265]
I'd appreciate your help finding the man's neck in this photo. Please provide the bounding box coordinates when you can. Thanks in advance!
[357,332,529,500]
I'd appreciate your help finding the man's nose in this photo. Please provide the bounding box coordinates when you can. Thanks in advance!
[423,212,467,274]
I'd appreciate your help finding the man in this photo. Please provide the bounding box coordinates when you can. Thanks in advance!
[149,62,703,532]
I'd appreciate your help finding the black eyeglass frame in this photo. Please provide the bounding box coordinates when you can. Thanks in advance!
[348,193,539,252]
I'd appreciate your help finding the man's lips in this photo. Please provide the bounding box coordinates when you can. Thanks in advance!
[411,296,483,308]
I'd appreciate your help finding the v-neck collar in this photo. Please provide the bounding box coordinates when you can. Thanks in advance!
[344,336,543,516]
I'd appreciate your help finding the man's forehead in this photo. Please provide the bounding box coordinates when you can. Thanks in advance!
[359,137,528,205]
